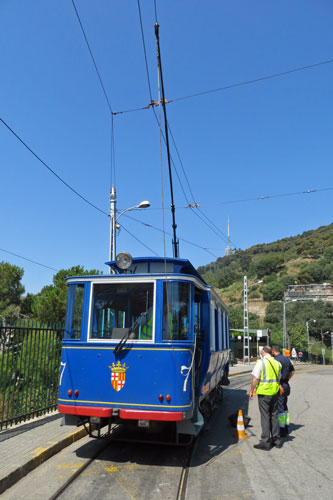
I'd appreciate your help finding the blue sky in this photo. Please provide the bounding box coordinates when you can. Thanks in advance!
[1,0,332,295]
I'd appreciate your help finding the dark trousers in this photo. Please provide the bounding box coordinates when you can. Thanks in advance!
[258,394,280,447]
[277,383,290,414]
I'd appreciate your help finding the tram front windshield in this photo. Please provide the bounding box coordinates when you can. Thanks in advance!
[90,282,154,341]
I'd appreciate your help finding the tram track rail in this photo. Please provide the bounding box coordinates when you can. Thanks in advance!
[48,376,251,500]
[48,434,196,500]
[48,438,112,500]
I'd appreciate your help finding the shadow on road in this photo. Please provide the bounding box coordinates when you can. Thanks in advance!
[73,387,250,468]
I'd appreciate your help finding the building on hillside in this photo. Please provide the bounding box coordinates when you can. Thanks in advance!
[285,284,333,302]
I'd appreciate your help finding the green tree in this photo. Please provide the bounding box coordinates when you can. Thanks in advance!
[289,323,307,350]
[20,293,35,318]
[228,306,260,330]
[254,254,284,279]
[270,327,283,346]
[0,261,25,318]
[262,281,284,301]
[229,306,243,330]
[32,266,102,323]
[265,301,283,324]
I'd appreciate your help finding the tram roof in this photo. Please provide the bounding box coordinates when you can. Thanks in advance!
[104,257,207,284]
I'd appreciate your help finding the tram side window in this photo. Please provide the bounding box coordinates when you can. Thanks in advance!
[163,282,191,341]
[194,288,203,341]
[221,311,225,350]
[226,314,230,349]
[90,282,154,341]
[215,308,219,351]
[65,284,84,339]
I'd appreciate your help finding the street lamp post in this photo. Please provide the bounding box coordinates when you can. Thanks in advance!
[305,319,316,364]
[109,185,150,272]
[320,330,330,365]
[283,298,297,354]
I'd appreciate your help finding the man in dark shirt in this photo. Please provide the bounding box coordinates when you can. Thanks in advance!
[271,344,295,436]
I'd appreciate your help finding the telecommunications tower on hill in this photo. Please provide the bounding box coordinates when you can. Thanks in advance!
[225,217,234,256]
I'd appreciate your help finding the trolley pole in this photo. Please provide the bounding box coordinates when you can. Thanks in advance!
[109,185,117,271]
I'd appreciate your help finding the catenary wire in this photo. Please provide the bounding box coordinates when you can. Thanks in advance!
[135,5,231,248]
[112,58,333,115]
[116,13,331,245]
[0,117,108,216]
[71,0,114,115]
[136,2,195,207]
[120,224,159,256]
[137,0,154,100]
[123,214,218,258]
[71,0,116,186]
[0,248,59,272]
[185,187,333,208]
[166,119,236,246]
[171,58,333,104]
[141,186,333,210]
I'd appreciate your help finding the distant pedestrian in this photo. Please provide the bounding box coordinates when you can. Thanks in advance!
[249,345,282,450]
[298,351,303,362]
[271,344,295,437]
[291,348,297,362]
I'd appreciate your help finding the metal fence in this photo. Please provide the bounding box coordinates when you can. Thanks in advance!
[0,320,64,430]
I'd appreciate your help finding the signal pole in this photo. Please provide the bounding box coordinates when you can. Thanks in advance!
[243,276,250,364]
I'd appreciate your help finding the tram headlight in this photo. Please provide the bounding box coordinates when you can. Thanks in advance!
[116,252,133,270]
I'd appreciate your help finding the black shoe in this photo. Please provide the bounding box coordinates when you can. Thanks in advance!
[253,443,271,451]
[285,425,289,434]
[272,442,282,448]
[279,428,287,437]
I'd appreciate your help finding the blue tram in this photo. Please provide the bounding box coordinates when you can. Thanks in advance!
[58,255,230,442]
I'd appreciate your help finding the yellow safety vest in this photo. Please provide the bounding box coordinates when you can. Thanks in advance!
[140,316,153,340]
[256,357,281,396]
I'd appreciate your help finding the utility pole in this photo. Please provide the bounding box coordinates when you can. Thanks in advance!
[243,276,250,365]
[283,300,287,353]
[306,321,312,364]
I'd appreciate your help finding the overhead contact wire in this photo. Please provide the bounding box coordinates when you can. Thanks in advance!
[112,58,333,114]
[137,2,234,251]
[0,118,108,216]
[71,0,116,186]
[123,214,218,258]
[120,224,159,256]
[0,248,59,272]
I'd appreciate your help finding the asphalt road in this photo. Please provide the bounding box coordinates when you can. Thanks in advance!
[3,365,333,500]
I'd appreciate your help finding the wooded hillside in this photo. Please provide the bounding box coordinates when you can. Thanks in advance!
[198,223,333,354]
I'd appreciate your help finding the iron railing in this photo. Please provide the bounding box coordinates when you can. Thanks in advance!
[0,320,64,430]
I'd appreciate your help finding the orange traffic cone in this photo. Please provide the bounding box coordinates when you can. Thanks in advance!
[236,409,249,440]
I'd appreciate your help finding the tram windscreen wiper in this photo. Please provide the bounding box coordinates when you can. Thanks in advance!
[113,330,131,353]
[113,312,147,353]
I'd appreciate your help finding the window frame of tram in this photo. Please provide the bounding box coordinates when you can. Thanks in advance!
[65,283,86,340]
[88,281,155,342]
[162,281,193,342]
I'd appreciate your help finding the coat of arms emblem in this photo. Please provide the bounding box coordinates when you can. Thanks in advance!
[109,361,129,392]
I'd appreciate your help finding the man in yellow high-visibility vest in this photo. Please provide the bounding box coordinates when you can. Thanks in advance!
[249,345,282,450]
